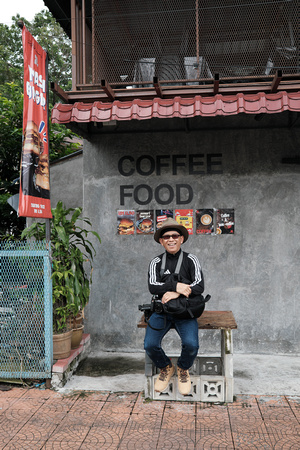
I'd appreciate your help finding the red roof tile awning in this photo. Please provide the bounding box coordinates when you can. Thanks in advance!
[51,91,300,124]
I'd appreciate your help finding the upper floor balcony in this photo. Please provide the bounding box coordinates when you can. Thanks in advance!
[46,0,300,104]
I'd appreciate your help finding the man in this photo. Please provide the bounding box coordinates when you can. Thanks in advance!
[144,218,205,395]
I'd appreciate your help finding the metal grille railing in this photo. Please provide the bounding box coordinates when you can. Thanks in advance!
[0,241,52,380]
[91,0,299,85]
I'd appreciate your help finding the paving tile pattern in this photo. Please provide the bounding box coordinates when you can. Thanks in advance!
[0,389,299,449]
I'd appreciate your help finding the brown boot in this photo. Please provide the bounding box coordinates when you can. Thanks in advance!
[177,366,191,395]
[154,363,175,392]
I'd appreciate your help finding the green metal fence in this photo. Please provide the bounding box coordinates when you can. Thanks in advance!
[0,241,52,380]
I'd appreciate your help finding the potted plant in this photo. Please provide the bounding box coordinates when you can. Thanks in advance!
[21,201,101,358]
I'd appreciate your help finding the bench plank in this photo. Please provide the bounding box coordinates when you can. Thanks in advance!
[137,310,237,329]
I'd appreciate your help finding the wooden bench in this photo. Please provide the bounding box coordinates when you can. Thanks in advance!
[138,310,237,403]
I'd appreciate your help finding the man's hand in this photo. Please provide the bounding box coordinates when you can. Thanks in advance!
[176,282,192,297]
[162,291,180,304]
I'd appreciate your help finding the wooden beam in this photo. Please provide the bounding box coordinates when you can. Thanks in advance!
[153,77,163,97]
[213,73,219,95]
[92,0,95,85]
[51,82,70,103]
[101,79,115,101]
[75,73,300,90]
[82,0,86,85]
[63,79,300,103]
[71,0,77,90]
[270,70,282,93]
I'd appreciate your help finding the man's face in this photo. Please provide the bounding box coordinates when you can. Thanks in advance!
[159,230,184,254]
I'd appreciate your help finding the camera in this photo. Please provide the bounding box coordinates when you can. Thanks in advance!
[138,296,163,319]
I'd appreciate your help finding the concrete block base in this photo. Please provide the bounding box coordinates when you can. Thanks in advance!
[200,376,225,402]
[146,374,229,402]
[144,354,233,403]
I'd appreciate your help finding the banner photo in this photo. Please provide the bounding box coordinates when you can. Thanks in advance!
[18,26,52,218]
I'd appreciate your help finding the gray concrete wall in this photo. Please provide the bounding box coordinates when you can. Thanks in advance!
[50,152,83,209]
[82,113,300,355]
[60,113,300,355]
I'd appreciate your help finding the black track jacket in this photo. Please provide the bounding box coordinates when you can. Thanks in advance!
[148,249,204,298]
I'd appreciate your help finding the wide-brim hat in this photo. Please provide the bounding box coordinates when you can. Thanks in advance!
[154,218,189,243]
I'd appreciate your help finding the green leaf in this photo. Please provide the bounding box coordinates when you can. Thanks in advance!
[21,201,101,324]
[55,225,69,245]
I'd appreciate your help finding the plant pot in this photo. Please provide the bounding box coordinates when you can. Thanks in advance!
[75,312,83,325]
[53,330,73,359]
[71,324,84,349]
[68,312,83,330]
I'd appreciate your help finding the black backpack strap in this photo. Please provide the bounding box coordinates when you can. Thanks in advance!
[160,253,166,277]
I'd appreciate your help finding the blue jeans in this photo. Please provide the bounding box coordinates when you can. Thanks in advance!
[144,312,199,370]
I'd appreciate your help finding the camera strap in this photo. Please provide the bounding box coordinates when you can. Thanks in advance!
[146,314,167,331]
[160,251,183,277]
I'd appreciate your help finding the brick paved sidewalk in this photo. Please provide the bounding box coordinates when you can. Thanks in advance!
[0,387,299,449]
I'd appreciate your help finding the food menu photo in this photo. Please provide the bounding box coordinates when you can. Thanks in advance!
[196,209,214,235]
[175,209,194,235]
[155,210,174,230]
[116,209,235,236]
[136,210,154,234]
[216,209,235,234]
[117,210,135,235]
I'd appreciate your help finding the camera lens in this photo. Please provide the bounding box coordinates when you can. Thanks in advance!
[154,300,163,314]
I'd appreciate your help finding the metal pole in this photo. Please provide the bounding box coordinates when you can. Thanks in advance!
[196,0,200,79]
[46,219,51,242]
[45,48,51,243]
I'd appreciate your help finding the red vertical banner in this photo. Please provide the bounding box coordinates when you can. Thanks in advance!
[19,26,52,218]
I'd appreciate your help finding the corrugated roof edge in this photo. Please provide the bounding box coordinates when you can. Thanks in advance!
[51,92,300,124]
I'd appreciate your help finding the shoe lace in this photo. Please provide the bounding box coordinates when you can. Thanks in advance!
[159,365,170,381]
[179,369,188,383]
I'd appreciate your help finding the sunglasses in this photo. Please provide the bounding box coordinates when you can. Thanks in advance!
[161,234,181,241]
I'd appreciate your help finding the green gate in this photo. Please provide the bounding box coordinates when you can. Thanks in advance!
[0,241,52,380]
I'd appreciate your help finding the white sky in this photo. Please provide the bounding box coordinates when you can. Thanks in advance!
[1,0,48,25]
